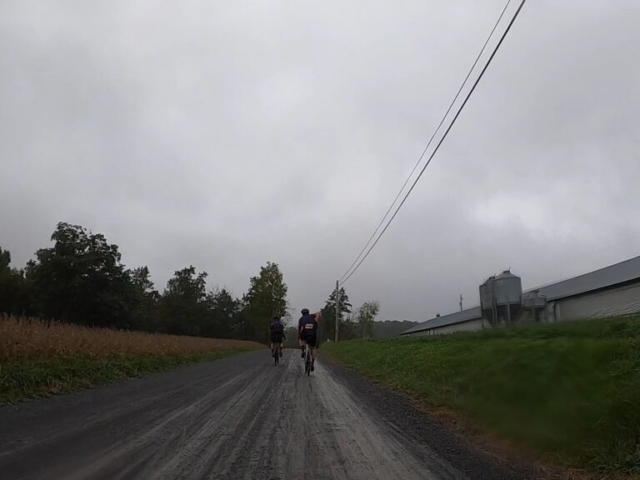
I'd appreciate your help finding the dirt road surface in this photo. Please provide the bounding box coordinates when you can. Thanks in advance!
[0,350,530,480]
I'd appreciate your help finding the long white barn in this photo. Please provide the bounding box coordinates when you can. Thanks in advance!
[401,255,640,336]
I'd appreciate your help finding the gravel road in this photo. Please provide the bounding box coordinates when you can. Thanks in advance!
[0,350,531,480]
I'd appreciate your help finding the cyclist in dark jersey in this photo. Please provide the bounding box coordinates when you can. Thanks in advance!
[297,308,311,357]
[298,308,319,371]
[269,315,285,358]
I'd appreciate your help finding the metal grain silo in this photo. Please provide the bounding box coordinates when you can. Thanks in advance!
[479,275,496,326]
[493,271,523,306]
[479,270,523,327]
[522,290,547,322]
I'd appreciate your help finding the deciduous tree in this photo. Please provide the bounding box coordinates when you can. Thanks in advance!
[355,300,380,339]
[26,223,132,327]
[244,262,288,343]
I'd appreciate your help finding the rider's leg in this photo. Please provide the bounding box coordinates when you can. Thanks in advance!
[279,342,284,357]
[310,346,317,370]
[305,335,315,369]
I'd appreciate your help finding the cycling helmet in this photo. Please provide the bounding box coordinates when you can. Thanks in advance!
[301,308,310,315]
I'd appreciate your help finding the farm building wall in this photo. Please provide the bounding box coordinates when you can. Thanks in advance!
[550,281,640,321]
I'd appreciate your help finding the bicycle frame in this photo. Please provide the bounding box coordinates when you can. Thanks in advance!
[272,342,281,366]
[304,343,312,376]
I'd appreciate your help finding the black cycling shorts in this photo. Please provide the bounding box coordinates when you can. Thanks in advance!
[271,333,283,344]
[300,332,317,348]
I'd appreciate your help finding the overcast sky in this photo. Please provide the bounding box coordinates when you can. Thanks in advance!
[1,0,639,323]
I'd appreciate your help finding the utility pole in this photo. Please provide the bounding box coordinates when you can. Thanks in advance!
[459,294,463,311]
[335,280,340,342]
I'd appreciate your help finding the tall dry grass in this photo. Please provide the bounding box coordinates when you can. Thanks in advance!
[0,315,262,362]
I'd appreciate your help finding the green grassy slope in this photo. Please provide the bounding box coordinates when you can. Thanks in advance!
[322,318,640,475]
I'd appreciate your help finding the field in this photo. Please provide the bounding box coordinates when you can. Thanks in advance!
[0,315,263,403]
[322,317,640,477]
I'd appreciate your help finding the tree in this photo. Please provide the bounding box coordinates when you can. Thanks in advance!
[205,288,242,339]
[244,262,288,343]
[158,266,208,336]
[0,247,28,315]
[128,266,160,331]
[372,320,418,338]
[0,247,10,272]
[0,222,296,343]
[355,300,381,339]
[319,287,352,342]
[26,223,133,327]
[131,266,157,297]
[0,247,15,314]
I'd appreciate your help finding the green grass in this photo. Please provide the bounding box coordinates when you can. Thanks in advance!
[322,317,640,475]
[0,348,257,404]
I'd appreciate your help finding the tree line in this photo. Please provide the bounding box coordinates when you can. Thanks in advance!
[0,222,287,343]
[1,222,410,343]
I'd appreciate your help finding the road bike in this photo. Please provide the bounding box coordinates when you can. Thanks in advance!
[272,343,281,366]
[304,343,312,376]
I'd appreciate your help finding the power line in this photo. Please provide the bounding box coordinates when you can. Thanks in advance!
[341,0,526,285]
[338,0,514,284]
[340,0,527,286]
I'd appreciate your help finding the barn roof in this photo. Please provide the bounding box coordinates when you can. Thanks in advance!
[400,306,481,335]
[534,255,640,300]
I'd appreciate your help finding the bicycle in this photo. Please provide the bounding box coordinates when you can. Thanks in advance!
[304,343,312,376]
[272,343,281,366]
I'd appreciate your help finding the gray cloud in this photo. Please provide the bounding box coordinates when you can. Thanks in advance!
[1,0,639,322]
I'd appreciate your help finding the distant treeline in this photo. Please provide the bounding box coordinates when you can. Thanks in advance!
[372,320,419,338]
[0,222,405,344]
[0,222,287,343]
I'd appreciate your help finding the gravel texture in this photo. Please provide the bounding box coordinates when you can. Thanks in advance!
[0,350,535,479]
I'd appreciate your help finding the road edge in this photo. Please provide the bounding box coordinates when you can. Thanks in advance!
[320,354,562,480]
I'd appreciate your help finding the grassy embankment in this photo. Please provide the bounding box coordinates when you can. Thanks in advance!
[322,317,640,476]
[0,315,263,404]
